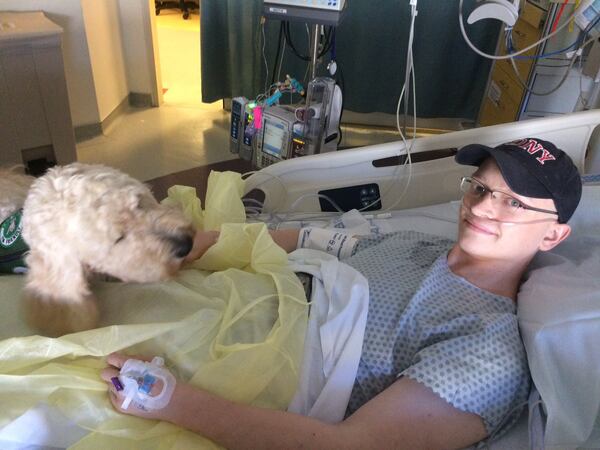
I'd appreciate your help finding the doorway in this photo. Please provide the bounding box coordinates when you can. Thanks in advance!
[153,3,220,110]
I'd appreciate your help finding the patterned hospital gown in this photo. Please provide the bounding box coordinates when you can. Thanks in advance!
[342,230,530,435]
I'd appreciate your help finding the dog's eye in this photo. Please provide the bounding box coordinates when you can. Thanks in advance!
[114,235,125,245]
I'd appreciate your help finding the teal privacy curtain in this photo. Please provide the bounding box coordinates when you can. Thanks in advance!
[200,0,500,120]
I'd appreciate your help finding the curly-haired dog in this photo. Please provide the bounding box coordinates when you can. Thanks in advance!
[0,164,195,337]
[0,167,34,224]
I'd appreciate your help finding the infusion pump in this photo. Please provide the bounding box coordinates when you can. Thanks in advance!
[254,106,300,168]
[229,77,342,168]
[264,0,346,12]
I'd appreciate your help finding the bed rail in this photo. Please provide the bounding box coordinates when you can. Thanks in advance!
[245,110,600,213]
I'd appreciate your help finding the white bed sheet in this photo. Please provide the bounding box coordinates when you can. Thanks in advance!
[287,249,370,423]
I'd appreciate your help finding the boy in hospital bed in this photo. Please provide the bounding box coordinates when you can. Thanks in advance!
[102,138,581,450]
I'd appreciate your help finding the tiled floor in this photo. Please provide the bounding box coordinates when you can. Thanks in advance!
[76,105,235,182]
[77,7,234,183]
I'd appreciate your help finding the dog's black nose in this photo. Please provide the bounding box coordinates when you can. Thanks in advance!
[170,234,194,258]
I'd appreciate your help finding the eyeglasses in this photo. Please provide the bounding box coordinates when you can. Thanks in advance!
[460,176,558,221]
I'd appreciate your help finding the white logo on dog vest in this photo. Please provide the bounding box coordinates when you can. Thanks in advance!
[0,210,23,248]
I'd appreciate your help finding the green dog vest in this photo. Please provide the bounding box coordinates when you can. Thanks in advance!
[0,210,28,274]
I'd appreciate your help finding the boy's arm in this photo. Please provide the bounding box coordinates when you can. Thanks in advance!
[102,354,486,450]
[166,378,486,450]
[268,228,301,253]
[184,228,300,262]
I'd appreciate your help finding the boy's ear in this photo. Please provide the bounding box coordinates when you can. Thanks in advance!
[539,223,572,252]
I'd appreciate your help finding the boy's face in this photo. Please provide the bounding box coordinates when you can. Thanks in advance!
[457,158,568,263]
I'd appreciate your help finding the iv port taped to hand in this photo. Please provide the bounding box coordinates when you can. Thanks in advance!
[118,356,176,411]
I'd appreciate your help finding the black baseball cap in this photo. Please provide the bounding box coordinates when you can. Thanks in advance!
[455,138,582,223]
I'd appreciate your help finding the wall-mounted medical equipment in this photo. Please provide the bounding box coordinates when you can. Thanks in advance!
[229,97,248,154]
[264,0,346,12]
[263,0,346,26]
[575,0,600,37]
[263,1,345,42]
[467,0,520,26]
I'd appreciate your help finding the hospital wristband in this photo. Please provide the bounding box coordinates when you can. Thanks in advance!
[297,227,358,259]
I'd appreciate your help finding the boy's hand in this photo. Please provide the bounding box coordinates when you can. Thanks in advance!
[183,230,220,263]
[101,353,175,421]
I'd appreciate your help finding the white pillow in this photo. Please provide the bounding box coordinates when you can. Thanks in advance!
[518,185,600,449]
[568,184,600,238]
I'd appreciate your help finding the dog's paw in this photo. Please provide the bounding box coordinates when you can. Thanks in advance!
[22,289,100,337]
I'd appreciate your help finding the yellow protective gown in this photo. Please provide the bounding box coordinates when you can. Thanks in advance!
[0,171,308,449]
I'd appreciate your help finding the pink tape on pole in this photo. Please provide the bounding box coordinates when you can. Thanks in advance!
[254,106,263,130]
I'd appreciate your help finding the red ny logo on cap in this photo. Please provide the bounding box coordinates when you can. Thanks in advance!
[511,139,556,165]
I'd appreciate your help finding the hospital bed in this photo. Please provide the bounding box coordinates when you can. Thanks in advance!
[1,110,600,449]
[243,109,600,450]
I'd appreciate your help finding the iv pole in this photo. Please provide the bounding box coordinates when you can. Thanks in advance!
[309,24,322,79]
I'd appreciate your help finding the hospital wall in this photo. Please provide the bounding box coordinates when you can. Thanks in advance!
[1,0,99,126]
[80,0,128,123]
[117,0,160,105]
[0,0,155,129]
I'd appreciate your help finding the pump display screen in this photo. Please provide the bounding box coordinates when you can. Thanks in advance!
[262,120,286,158]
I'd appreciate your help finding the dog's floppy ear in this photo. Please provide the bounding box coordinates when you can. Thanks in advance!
[23,248,99,337]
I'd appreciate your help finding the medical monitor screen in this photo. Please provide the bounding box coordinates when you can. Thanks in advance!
[263,119,286,158]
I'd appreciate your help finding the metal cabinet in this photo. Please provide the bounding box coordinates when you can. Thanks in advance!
[0,11,76,168]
